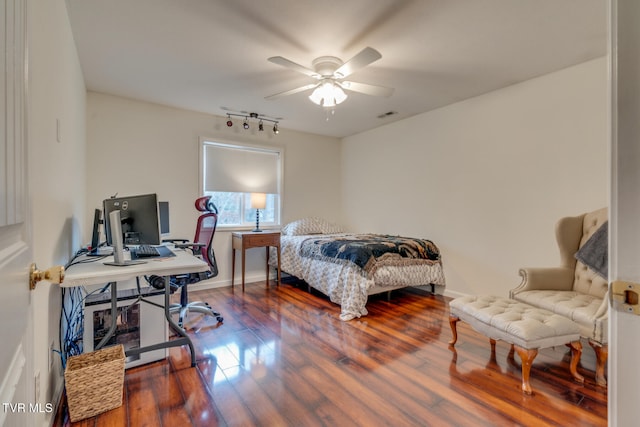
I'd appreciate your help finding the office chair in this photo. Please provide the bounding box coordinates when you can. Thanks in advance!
[165,196,223,328]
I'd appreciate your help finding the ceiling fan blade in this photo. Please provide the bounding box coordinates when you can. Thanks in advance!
[265,83,319,100]
[268,56,319,78]
[340,81,394,97]
[334,47,382,78]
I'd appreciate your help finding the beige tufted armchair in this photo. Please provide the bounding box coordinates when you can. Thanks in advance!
[510,207,608,386]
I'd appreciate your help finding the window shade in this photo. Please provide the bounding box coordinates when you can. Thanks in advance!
[204,142,280,194]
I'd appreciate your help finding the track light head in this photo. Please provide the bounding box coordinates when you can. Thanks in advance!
[243,119,250,130]
[258,120,264,131]
[273,123,279,134]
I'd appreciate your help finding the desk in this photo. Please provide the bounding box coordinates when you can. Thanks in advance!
[231,231,281,291]
[63,247,209,367]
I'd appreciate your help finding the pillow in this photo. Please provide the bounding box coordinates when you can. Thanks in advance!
[282,217,345,236]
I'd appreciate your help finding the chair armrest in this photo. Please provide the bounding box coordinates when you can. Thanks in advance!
[163,238,189,244]
[174,243,206,250]
[596,290,609,319]
[162,239,205,251]
[510,267,574,298]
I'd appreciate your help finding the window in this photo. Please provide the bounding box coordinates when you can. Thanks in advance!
[201,139,282,228]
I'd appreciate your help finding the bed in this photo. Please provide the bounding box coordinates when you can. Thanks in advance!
[269,218,446,321]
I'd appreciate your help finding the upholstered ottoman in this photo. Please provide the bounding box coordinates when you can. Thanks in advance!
[449,295,584,394]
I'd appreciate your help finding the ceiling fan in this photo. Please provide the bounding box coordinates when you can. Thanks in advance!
[265,47,394,108]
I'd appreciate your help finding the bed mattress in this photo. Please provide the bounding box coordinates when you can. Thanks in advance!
[270,233,446,320]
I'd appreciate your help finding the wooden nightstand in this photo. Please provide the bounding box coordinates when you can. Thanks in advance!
[231,231,281,291]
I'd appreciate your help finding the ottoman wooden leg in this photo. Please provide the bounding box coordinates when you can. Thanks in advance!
[514,345,538,394]
[449,316,459,346]
[567,341,585,383]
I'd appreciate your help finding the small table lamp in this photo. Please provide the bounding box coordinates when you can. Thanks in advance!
[251,193,266,232]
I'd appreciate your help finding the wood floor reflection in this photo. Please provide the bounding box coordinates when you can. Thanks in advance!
[55,280,607,426]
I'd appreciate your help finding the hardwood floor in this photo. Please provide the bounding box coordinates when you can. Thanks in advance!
[55,280,607,426]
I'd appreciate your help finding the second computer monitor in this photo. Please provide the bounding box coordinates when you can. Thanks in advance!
[103,193,161,246]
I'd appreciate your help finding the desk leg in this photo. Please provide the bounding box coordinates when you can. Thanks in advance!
[276,245,281,286]
[265,246,270,286]
[95,282,118,351]
[124,276,197,367]
[231,248,236,288]
[241,248,246,292]
[162,275,196,367]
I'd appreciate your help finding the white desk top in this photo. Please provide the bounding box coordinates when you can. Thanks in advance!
[63,247,209,288]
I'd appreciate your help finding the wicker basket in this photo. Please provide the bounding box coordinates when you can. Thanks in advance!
[64,345,125,422]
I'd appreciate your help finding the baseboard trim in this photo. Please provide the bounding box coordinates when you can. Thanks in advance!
[47,377,65,427]
[0,343,26,427]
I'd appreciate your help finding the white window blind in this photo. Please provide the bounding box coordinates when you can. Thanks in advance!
[203,142,280,194]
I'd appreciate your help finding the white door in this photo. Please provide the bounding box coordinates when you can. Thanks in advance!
[0,0,35,425]
[609,0,640,425]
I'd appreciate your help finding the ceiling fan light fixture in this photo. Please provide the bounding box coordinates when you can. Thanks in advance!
[309,81,347,108]
[267,47,392,107]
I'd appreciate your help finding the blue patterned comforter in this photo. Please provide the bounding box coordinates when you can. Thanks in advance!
[299,234,441,275]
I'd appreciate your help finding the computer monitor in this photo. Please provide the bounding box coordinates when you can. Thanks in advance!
[103,193,161,246]
[85,208,104,256]
[90,208,101,251]
[158,201,170,236]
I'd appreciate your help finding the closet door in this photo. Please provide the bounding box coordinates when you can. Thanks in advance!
[0,0,35,425]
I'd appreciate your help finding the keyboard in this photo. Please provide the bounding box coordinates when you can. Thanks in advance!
[134,245,161,257]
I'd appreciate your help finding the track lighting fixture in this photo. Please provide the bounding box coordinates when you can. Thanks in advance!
[224,112,280,134]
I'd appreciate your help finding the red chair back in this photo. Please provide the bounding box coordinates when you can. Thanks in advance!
[193,196,218,276]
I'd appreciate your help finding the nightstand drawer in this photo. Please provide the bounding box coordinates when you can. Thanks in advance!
[245,233,279,248]
[233,231,280,249]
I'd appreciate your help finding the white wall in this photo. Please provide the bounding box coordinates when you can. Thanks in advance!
[85,92,342,286]
[342,57,608,297]
[30,0,87,425]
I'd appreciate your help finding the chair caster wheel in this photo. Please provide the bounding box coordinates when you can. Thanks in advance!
[216,316,223,323]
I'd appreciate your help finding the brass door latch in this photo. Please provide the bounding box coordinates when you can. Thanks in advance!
[29,263,65,290]
[611,280,640,315]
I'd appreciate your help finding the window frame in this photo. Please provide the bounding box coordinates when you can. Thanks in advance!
[199,137,283,231]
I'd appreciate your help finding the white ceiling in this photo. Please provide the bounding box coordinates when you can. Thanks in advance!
[66,0,607,138]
